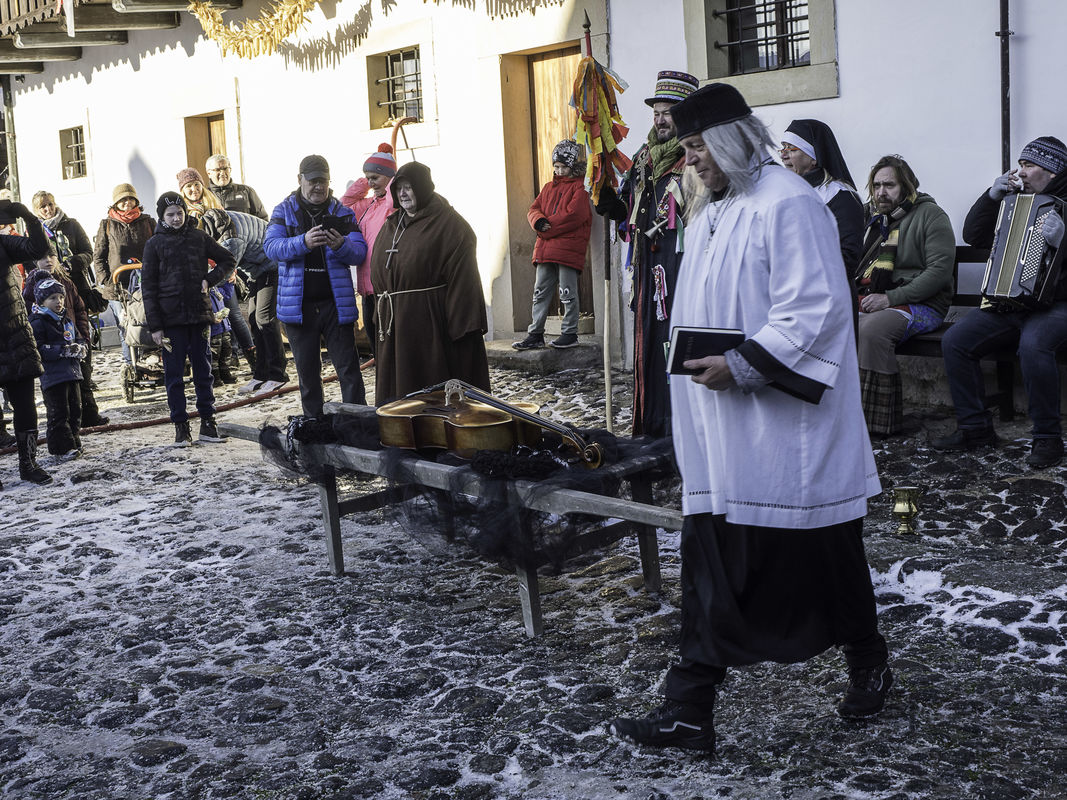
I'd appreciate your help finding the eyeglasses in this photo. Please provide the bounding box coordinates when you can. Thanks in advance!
[779,145,800,156]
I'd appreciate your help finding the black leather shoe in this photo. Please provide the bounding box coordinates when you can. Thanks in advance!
[837,664,893,719]
[1026,437,1064,469]
[930,427,997,451]
[610,699,716,753]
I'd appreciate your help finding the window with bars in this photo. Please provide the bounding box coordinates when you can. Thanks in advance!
[715,0,810,75]
[376,46,423,123]
[59,126,87,180]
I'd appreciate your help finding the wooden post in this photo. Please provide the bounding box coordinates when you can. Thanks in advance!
[515,560,544,637]
[629,476,661,592]
[318,465,345,576]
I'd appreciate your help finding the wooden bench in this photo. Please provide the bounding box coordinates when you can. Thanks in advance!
[895,245,1018,421]
[219,408,682,638]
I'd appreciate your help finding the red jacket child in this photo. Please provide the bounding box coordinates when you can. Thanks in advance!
[527,174,591,271]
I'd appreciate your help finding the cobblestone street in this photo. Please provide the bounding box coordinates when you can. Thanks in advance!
[0,347,1064,799]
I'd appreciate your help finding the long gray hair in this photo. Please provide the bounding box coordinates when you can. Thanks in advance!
[684,115,778,217]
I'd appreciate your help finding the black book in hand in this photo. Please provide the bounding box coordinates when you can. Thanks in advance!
[666,326,745,375]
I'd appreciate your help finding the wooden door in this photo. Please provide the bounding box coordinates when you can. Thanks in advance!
[184,112,226,175]
[528,46,594,320]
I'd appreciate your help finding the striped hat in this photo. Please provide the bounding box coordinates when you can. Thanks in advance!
[364,143,397,178]
[1019,136,1067,176]
[645,70,699,107]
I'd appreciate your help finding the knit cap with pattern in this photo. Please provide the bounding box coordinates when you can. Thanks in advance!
[1020,137,1067,176]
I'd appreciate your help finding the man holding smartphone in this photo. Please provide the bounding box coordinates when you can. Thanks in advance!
[263,155,367,417]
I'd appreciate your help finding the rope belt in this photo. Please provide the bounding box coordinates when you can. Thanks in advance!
[377,284,447,341]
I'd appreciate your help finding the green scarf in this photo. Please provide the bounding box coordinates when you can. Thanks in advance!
[646,128,683,181]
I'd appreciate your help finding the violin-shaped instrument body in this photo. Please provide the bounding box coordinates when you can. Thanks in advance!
[377,380,603,468]
[377,390,542,457]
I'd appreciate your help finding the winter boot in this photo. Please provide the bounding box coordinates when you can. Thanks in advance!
[0,415,14,448]
[198,417,228,443]
[17,430,53,485]
[173,421,193,447]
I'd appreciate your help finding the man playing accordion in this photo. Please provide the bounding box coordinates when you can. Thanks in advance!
[933,136,1067,468]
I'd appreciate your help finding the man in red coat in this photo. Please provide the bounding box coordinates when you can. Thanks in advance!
[512,139,592,350]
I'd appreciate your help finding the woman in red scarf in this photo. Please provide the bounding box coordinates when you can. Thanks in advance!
[92,183,156,365]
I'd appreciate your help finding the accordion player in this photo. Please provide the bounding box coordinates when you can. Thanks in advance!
[981,192,1066,309]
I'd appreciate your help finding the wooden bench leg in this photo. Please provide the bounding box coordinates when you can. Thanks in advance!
[629,477,661,593]
[515,560,543,638]
[317,465,345,576]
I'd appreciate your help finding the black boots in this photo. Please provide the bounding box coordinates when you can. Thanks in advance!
[611,697,717,753]
[17,430,53,485]
[837,663,894,719]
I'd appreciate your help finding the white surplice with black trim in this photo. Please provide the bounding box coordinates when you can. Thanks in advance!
[671,163,881,529]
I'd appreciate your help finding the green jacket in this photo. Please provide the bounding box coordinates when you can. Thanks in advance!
[883,193,956,316]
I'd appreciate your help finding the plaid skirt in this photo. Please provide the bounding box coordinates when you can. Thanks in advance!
[860,368,902,436]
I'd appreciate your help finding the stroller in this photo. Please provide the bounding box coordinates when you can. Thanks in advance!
[111,260,166,403]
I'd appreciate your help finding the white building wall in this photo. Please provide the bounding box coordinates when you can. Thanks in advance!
[607,0,1067,243]
[13,0,1067,360]
[11,0,604,341]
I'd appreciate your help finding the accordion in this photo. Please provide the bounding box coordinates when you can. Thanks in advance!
[981,193,1066,310]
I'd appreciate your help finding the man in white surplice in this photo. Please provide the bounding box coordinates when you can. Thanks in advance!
[611,84,891,755]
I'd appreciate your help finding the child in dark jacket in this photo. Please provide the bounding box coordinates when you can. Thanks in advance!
[140,193,235,446]
[23,243,109,427]
[513,139,592,351]
[208,285,235,385]
[29,278,86,459]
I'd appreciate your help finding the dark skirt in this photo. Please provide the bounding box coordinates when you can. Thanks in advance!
[678,513,882,668]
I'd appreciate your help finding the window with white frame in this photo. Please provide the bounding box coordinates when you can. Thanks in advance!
[683,0,837,106]
[368,46,423,127]
[59,126,87,180]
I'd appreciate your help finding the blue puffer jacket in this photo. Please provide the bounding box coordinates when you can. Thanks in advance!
[263,193,364,325]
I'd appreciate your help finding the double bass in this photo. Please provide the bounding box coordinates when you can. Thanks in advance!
[377,379,603,468]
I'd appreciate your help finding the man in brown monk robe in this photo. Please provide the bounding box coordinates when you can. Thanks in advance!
[370,162,490,405]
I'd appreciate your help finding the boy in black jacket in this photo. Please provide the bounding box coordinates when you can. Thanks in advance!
[141,193,235,445]
[29,279,86,459]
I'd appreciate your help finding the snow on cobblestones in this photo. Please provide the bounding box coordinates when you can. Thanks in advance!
[0,349,1065,799]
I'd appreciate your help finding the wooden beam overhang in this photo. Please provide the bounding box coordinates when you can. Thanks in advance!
[14,30,128,47]
[0,41,80,60]
[0,60,43,73]
[50,6,180,30]
[112,0,241,11]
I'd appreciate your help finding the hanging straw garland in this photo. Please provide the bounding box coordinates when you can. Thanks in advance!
[188,0,320,58]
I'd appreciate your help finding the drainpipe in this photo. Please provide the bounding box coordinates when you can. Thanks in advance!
[995,0,1013,173]
[1,76,19,201]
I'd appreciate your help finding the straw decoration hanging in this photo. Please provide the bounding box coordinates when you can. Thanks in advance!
[188,0,319,58]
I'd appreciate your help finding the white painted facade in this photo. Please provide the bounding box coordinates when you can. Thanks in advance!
[8,0,1067,364]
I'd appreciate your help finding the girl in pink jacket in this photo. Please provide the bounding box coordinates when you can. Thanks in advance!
[341,144,397,350]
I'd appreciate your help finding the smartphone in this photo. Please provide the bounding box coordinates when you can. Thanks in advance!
[320,214,355,236]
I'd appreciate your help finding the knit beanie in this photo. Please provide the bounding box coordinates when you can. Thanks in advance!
[176,167,205,191]
[34,277,65,305]
[112,183,138,206]
[156,191,187,220]
[551,139,584,170]
[1019,137,1067,176]
[364,143,397,178]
